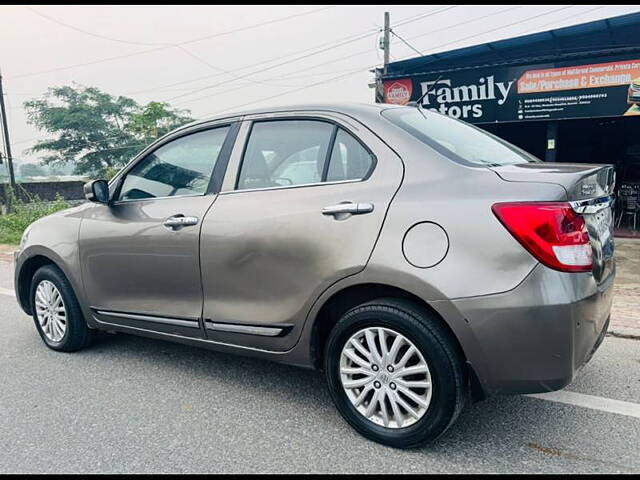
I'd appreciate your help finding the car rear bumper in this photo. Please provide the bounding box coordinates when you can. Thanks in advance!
[451,262,615,395]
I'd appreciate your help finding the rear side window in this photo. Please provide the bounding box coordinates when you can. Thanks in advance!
[237,120,333,190]
[326,129,375,182]
[236,120,375,191]
[382,108,539,167]
[119,126,229,201]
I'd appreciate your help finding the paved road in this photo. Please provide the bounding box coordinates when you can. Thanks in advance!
[0,293,639,474]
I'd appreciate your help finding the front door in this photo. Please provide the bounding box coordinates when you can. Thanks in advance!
[199,114,404,350]
[80,123,236,337]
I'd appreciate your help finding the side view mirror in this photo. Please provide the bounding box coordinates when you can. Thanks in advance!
[84,179,110,204]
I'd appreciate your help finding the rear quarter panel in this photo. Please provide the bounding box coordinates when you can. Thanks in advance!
[292,109,571,380]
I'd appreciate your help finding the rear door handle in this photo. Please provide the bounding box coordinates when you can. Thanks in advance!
[322,202,374,217]
[163,215,199,230]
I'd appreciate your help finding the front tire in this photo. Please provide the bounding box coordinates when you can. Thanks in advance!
[325,298,466,448]
[30,264,93,352]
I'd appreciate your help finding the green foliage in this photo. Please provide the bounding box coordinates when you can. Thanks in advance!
[128,101,193,144]
[24,84,193,179]
[104,166,120,181]
[0,188,69,245]
[19,163,46,178]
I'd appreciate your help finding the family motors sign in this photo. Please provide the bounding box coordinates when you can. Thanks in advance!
[382,53,640,123]
[419,75,515,119]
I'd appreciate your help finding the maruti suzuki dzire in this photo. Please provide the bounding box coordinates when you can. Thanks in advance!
[14,103,615,448]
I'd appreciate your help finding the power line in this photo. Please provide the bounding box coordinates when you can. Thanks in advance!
[164,30,382,102]
[19,67,369,158]
[197,6,598,118]
[390,30,423,56]
[206,6,518,95]
[25,6,172,47]
[10,46,169,80]
[165,6,460,104]
[395,5,578,64]
[26,5,340,90]
[394,5,524,43]
[15,6,613,157]
[387,5,611,73]
[393,5,458,27]
[173,44,305,89]
[178,6,336,47]
[16,5,606,158]
[17,6,569,119]
[25,5,335,48]
[510,5,609,39]
[201,65,371,118]
[12,6,337,79]
[132,7,456,100]
[178,7,544,111]
[122,28,379,96]
[10,5,450,92]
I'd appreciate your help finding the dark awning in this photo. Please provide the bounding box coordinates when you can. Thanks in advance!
[384,11,640,79]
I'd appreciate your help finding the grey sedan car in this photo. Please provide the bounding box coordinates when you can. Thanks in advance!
[14,103,615,448]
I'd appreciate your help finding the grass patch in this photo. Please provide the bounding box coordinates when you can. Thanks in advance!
[0,189,69,245]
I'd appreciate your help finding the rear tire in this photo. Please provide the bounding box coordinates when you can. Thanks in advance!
[30,264,94,352]
[325,298,466,448]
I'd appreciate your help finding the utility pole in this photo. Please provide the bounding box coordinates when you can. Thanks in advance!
[383,11,390,76]
[374,11,391,103]
[0,69,17,189]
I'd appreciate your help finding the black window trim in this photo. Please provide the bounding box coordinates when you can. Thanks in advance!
[232,116,377,193]
[321,125,339,182]
[110,120,241,204]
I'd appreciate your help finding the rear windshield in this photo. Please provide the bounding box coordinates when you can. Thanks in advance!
[381,107,540,167]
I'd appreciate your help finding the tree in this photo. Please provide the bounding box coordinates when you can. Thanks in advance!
[128,101,193,145]
[19,163,46,178]
[24,84,193,178]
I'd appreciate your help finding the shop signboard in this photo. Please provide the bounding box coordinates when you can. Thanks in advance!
[383,53,640,123]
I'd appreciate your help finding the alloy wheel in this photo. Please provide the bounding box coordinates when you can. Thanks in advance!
[339,327,433,429]
[34,280,67,342]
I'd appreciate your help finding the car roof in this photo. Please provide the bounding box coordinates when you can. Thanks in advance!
[182,102,405,129]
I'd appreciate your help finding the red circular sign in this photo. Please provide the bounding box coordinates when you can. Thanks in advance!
[384,79,413,105]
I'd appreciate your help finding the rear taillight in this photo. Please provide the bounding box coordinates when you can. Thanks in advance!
[492,202,592,273]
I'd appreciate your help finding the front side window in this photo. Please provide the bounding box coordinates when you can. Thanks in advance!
[382,107,540,167]
[119,126,229,201]
[237,120,333,190]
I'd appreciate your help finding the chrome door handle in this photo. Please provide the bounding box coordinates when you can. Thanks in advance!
[322,202,374,216]
[163,215,199,230]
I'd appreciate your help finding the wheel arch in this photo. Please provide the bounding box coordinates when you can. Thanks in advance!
[308,282,487,402]
[16,247,78,316]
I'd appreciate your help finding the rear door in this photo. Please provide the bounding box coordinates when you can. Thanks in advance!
[198,112,404,350]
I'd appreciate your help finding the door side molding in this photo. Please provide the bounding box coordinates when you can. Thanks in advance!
[204,320,293,337]
[93,309,201,329]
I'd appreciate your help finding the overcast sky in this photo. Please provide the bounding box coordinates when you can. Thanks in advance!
[1,4,639,167]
